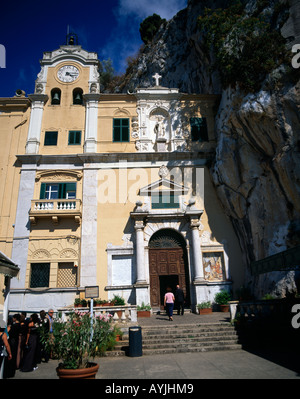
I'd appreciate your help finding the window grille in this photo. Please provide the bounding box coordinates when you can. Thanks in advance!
[57,262,78,287]
[30,263,50,288]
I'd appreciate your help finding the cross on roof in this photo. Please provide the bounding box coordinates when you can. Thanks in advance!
[152,73,162,87]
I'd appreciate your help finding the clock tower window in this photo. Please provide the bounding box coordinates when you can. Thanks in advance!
[51,88,61,105]
[73,88,83,105]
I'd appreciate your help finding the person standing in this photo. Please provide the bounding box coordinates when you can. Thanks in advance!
[46,309,54,358]
[20,313,40,372]
[175,284,185,315]
[39,310,50,362]
[0,319,12,379]
[4,314,20,378]
[164,287,175,321]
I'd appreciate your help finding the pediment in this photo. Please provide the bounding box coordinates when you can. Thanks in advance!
[139,178,188,195]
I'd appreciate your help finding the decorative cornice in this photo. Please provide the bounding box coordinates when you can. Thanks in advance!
[15,151,212,167]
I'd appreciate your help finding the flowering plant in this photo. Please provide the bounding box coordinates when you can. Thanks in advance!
[45,311,114,369]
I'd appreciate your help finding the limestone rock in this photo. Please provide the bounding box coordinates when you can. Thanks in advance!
[121,0,300,298]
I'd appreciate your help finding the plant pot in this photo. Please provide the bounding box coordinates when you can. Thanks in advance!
[137,310,151,317]
[199,308,212,314]
[56,362,99,379]
[220,304,230,312]
[116,334,122,342]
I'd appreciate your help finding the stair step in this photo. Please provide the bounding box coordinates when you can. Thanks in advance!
[142,344,242,356]
[142,330,237,339]
[142,336,238,346]
[104,322,241,357]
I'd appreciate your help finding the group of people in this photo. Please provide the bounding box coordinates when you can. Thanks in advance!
[0,309,54,378]
[164,284,185,321]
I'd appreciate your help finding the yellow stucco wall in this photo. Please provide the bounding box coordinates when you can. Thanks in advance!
[0,103,30,257]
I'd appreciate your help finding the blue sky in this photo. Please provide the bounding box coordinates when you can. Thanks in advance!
[0,0,187,98]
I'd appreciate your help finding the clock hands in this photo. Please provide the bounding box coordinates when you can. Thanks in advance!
[65,72,78,77]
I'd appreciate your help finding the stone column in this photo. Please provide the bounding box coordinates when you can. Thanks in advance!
[131,205,149,306]
[83,93,100,153]
[80,168,98,286]
[185,201,204,282]
[25,94,48,154]
[135,218,146,284]
[190,219,204,281]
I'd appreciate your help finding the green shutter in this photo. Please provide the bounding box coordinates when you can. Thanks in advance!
[152,193,179,209]
[66,182,76,197]
[44,131,58,146]
[58,182,77,199]
[113,119,129,142]
[40,183,46,199]
[190,118,208,142]
[58,183,66,199]
[68,131,81,145]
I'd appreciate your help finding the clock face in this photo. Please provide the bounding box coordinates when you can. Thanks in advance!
[57,65,79,83]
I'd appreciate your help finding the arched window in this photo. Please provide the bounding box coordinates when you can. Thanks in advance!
[73,88,83,105]
[51,88,61,105]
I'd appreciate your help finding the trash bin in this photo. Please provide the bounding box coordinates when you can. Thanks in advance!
[129,326,142,357]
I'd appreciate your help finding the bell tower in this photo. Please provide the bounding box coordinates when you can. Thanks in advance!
[25,38,100,154]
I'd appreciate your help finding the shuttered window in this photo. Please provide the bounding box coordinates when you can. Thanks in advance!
[44,131,58,146]
[190,117,208,142]
[68,130,81,145]
[151,193,180,209]
[30,263,50,288]
[113,118,129,142]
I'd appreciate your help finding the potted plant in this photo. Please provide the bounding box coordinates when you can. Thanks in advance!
[94,299,102,307]
[214,290,232,312]
[112,295,126,317]
[112,294,125,306]
[80,298,87,307]
[113,325,123,342]
[137,303,151,317]
[197,301,212,314]
[100,299,111,306]
[43,311,114,379]
[74,298,81,308]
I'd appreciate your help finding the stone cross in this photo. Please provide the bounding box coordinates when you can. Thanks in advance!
[152,73,162,87]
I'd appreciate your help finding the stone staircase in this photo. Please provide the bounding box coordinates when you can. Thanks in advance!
[105,322,241,357]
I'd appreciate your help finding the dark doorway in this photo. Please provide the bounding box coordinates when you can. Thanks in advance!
[159,275,179,307]
[149,229,190,309]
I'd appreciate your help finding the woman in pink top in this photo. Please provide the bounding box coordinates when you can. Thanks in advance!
[164,287,175,321]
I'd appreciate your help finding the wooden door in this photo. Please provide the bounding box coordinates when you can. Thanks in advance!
[149,248,188,308]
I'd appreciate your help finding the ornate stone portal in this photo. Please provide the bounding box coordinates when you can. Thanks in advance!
[134,74,187,152]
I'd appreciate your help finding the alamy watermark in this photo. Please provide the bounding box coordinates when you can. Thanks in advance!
[291,304,300,329]
[96,163,204,205]
[291,44,300,69]
[0,44,6,68]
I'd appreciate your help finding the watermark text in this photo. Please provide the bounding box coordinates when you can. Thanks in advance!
[0,44,6,68]
[291,44,300,69]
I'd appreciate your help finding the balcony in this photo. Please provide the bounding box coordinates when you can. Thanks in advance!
[29,199,82,225]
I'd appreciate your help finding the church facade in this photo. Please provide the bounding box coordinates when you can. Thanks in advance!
[0,41,244,314]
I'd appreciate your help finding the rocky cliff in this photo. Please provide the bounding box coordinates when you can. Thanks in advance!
[121,0,300,298]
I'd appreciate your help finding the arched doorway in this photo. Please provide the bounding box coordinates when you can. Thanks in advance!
[149,229,190,309]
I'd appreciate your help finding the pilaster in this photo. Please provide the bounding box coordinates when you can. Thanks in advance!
[25,94,48,154]
[83,93,101,153]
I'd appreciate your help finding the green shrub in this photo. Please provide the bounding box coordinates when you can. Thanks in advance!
[198,0,290,92]
[139,14,166,44]
[214,290,231,305]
